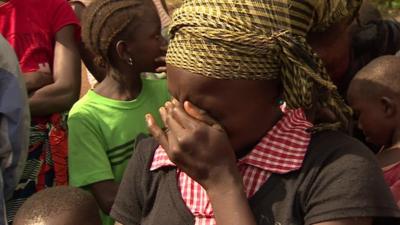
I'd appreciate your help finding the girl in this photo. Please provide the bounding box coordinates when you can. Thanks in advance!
[67,1,169,225]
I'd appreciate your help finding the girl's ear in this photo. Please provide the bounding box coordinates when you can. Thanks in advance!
[380,96,396,118]
[115,40,130,62]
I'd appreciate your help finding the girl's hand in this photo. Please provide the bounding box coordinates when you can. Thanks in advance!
[155,45,167,73]
[154,56,166,73]
[146,99,242,192]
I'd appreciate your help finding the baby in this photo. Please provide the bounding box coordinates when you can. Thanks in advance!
[347,55,400,207]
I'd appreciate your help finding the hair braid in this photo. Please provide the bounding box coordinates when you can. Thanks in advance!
[82,0,146,67]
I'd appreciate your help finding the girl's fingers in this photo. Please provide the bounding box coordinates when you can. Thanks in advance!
[145,114,168,149]
[161,102,189,161]
[155,66,167,73]
[169,99,201,130]
[155,56,166,62]
[164,101,188,137]
[183,101,223,130]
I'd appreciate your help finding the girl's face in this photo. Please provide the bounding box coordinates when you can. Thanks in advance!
[166,65,283,155]
[347,86,393,146]
[124,3,166,73]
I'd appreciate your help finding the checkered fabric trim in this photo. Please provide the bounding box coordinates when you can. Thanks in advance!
[150,108,312,225]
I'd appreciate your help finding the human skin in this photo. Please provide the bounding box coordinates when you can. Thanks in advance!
[28,25,81,116]
[143,64,372,225]
[88,1,166,214]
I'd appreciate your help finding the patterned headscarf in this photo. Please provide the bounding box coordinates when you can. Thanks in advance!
[166,0,362,131]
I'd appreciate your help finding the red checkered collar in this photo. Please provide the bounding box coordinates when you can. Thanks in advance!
[151,108,313,173]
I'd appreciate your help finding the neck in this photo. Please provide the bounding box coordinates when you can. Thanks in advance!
[377,129,400,167]
[389,128,400,150]
[94,68,142,101]
[235,107,283,159]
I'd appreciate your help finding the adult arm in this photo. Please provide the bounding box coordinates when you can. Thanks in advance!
[23,71,53,93]
[29,25,81,116]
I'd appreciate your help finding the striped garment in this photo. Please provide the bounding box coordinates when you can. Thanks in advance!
[6,113,68,223]
[151,108,312,225]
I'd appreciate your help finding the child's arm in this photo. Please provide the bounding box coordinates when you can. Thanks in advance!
[89,180,119,214]
[146,99,257,225]
[28,25,81,116]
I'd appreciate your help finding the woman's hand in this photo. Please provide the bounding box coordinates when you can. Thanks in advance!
[23,71,53,93]
[146,99,257,225]
[146,99,241,192]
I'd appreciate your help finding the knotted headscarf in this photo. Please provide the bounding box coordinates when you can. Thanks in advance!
[166,0,362,131]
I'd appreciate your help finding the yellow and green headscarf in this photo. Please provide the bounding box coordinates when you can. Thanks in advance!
[166,0,362,131]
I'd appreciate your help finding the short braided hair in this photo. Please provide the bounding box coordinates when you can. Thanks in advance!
[82,0,147,67]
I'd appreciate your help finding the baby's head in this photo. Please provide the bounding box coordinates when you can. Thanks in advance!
[13,186,101,225]
[347,55,400,146]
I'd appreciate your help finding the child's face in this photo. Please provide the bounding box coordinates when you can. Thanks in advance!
[166,65,282,154]
[124,2,166,73]
[347,86,392,146]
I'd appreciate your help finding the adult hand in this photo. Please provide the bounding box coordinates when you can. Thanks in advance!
[23,71,53,92]
[146,99,241,192]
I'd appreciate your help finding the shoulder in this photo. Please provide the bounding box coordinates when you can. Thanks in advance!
[298,131,400,223]
[305,130,376,165]
[303,130,382,181]
[68,93,98,121]
[122,136,160,185]
[130,136,159,169]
